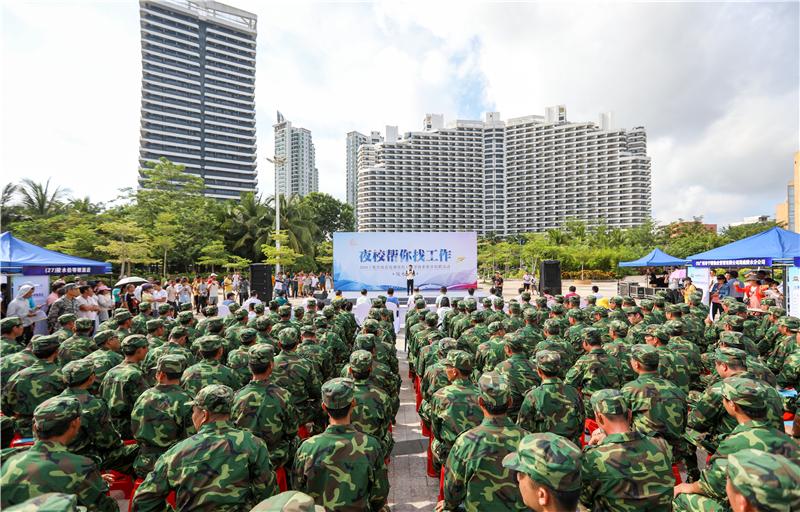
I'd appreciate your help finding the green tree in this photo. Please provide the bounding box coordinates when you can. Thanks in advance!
[222,192,274,263]
[197,240,230,272]
[98,220,153,276]
[152,212,179,277]
[315,240,333,269]
[268,195,320,260]
[720,221,781,243]
[18,178,69,217]
[262,230,301,267]
[299,192,355,239]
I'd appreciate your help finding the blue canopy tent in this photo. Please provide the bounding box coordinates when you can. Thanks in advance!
[687,227,800,267]
[0,232,112,275]
[619,248,688,267]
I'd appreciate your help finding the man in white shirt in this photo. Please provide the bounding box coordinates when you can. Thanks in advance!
[207,275,219,305]
[406,287,421,308]
[151,281,168,306]
[241,290,262,311]
[75,285,100,322]
[435,286,448,308]
[165,279,178,307]
[356,289,370,306]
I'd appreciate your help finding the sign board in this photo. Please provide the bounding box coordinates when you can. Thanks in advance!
[690,258,772,268]
[22,265,108,276]
[687,266,712,310]
[787,266,800,318]
[332,232,478,291]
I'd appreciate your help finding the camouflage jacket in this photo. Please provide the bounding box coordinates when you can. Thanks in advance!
[475,337,506,373]
[181,359,240,397]
[56,335,94,366]
[296,341,333,381]
[2,360,65,437]
[226,345,255,389]
[350,378,393,458]
[99,361,149,439]
[493,354,541,417]
[565,347,623,418]
[142,341,195,380]
[430,378,483,464]
[777,349,800,388]
[517,378,585,446]
[0,349,37,395]
[621,373,687,451]
[0,337,24,357]
[133,420,278,512]
[767,334,797,375]
[271,351,321,423]
[60,387,122,459]
[84,349,123,394]
[655,345,692,394]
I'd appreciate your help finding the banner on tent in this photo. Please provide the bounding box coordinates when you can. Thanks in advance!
[794,258,800,267]
[787,267,800,318]
[690,258,772,268]
[22,265,108,275]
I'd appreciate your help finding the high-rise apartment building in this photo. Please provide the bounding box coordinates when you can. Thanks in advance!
[346,130,383,214]
[775,152,800,232]
[138,0,258,200]
[274,113,318,197]
[357,106,651,234]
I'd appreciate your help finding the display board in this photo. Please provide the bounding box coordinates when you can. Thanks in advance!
[687,266,712,316]
[787,266,800,318]
[333,232,478,292]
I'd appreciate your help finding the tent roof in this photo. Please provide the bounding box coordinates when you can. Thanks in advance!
[619,248,688,267]
[0,231,112,274]
[687,227,800,265]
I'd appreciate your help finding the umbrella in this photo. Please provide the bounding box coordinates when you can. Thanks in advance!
[115,276,148,287]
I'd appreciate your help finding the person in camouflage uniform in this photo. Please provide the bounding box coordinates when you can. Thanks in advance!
[532,319,575,373]
[141,325,195,380]
[293,378,388,512]
[144,319,166,349]
[84,330,123,394]
[661,320,704,391]
[517,351,584,446]
[565,328,623,419]
[457,311,489,355]
[46,284,80,333]
[270,305,296,338]
[224,308,250,349]
[580,389,674,511]
[564,309,588,351]
[181,335,239,396]
[232,344,298,471]
[757,306,785,356]
[314,315,349,374]
[0,335,37,393]
[0,316,25,356]
[438,371,529,512]
[2,334,65,437]
[605,320,636,383]
[133,384,278,511]
[502,432,582,512]
[130,354,193,478]
[176,310,198,343]
[674,377,800,511]
[622,306,647,344]
[766,315,799,375]
[0,396,117,511]
[430,350,483,471]
[643,325,692,393]
[494,334,540,420]
[223,302,242,329]
[516,309,544,351]
[53,314,76,343]
[348,350,393,458]
[56,318,95,365]
[504,302,525,333]
[157,303,175,332]
[110,309,134,338]
[452,300,478,341]
[100,334,149,439]
[226,327,260,388]
[254,316,277,348]
[725,449,800,512]
[419,337,463,428]
[296,325,334,381]
[194,305,218,336]
[272,327,322,428]
[475,321,507,373]
[131,302,152,335]
[59,359,136,471]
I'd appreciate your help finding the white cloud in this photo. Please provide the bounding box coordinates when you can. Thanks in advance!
[1,1,796,227]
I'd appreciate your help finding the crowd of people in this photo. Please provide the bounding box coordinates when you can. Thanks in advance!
[273,272,334,299]
[0,274,799,511]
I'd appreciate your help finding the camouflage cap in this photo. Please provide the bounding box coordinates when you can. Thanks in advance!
[240,328,257,342]
[726,449,800,512]
[481,297,492,307]
[768,306,786,317]
[630,344,660,367]
[438,337,461,354]
[233,308,248,320]
[487,321,504,334]
[721,377,769,410]
[194,335,223,352]
[509,302,522,313]
[568,295,580,305]
[179,302,193,312]
[609,296,623,305]
[536,350,561,374]
[778,316,800,331]
[205,317,224,332]
[586,295,597,304]
[715,347,747,367]
[443,349,473,374]
[553,295,564,304]
[178,311,194,323]
[759,297,777,307]
[322,306,335,318]
[478,371,510,408]
[363,319,380,333]
[464,299,478,311]
[728,302,747,314]
[114,310,132,321]
[313,317,328,329]
[502,433,582,492]
[158,303,172,314]
[639,299,654,310]
[593,307,608,318]
[718,331,746,350]
[354,333,376,351]
[250,490,325,512]
[608,320,629,336]
[321,377,355,409]
[278,305,292,317]
[248,344,275,366]
[203,305,218,316]
[139,302,152,312]
[415,299,427,309]
[542,319,561,333]
[299,325,316,336]
[723,315,744,329]
[94,329,119,346]
[469,310,483,322]
[678,303,691,314]
[591,388,629,415]
[306,298,317,307]
[0,316,22,330]
[255,316,274,330]
[228,303,240,313]
[622,296,636,306]
[581,327,600,344]
[187,384,234,414]
[269,300,281,309]
[644,324,669,342]
[58,313,77,325]
[278,327,299,348]
[122,334,148,350]
[566,309,584,320]
[169,326,188,339]
[653,296,666,307]
[157,354,187,374]
[146,319,164,332]
[32,334,60,352]
[623,306,641,316]
[33,395,81,433]
[349,350,373,374]
[492,297,504,307]
[535,296,548,306]
[665,304,682,314]
[61,358,95,385]
[521,291,531,301]
[254,303,265,313]
[75,318,94,331]
[550,304,565,314]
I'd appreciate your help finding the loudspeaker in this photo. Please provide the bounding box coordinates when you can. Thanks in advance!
[250,264,273,300]
[313,290,328,302]
[539,260,562,295]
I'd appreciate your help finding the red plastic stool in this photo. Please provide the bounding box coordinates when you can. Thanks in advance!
[276,467,288,492]
[421,420,431,438]
[129,478,176,511]
[438,466,446,501]
[10,438,34,448]
[426,436,437,478]
[784,411,795,421]
[672,464,682,485]
[105,470,134,499]
[298,425,311,440]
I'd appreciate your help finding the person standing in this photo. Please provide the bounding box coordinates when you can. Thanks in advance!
[75,285,100,324]
[47,283,80,333]
[7,284,38,339]
[207,274,219,305]
[522,270,532,292]
[95,285,114,324]
[406,265,416,296]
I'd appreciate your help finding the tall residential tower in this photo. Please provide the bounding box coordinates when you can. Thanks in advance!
[138,0,257,199]
[346,130,383,215]
[274,113,318,197]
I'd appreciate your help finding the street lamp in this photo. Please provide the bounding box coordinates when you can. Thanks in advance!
[266,156,286,274]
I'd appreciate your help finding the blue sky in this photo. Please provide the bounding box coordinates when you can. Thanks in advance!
[1,1,798,226]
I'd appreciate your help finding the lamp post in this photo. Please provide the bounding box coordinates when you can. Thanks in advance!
[266,156,286,274]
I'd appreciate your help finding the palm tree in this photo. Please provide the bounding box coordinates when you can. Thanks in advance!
[1,183,19,228]
[18,178,69,216]
[266,194,321,259]
[224,192,274,262]
[68,196,102,214]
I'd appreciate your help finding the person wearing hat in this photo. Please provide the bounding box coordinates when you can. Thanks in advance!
[452,300,478,341]
[6,285,37,336]
[176,310,198,342]
[130,354,193,478]
[224,308,249,348]
[674,377,800,511]
[714,332,777,388]
[1,316,25,356]
[590,306,611,335]
[145,318,167,350]
[563,309,587,352]
[0,396,118,511]
[756,306,786,357]
[0,331,37,393]
[232,344,298,471]
[142,325,195,380]
[408,308,435,376]
[131,301,152,336]
[157,303,176,332]
[296,325,334,381]
[475,322,507,374]
[99,335,149,439]
[59,359,134,470]
[112,309,134,338]
[643,325,692,394]
[57,318,95,366]
[271,328,322,430]
[314,316,348,375]
[622,345,687,465]
[494,335,540,421]
[270,305,295,339]
[456,310,489,355]
[47,283,80,334]
[661,321,704,391]
[253,316,277,347]
[292,377,388,512]
[2,335,65,437]
[250,490,326,512]
[417,315,447,381]
[565,328,623,419]
[766,316,799,375]
[533,321,577,375]
[133,384,278,510]
[604,320,636,383]
[725,449,800,512]
[517,351,584,446]
[83,330,123,393]
[347,350,393,459]
[501,432,582,512]
[430,351,483,473]
[437,371,529,511]
[623,307,647,345]
[517,309,545,347]
[419,338,464,429]
[53,313,77,343]
[581,389,673,511]
[226,328,261,388]
[181,335,239,397]
[346,334,400,416]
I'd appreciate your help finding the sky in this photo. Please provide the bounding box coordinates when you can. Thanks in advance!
[1,1,798,227]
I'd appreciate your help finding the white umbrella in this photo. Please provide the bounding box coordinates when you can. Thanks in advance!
[115,276,148,287]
